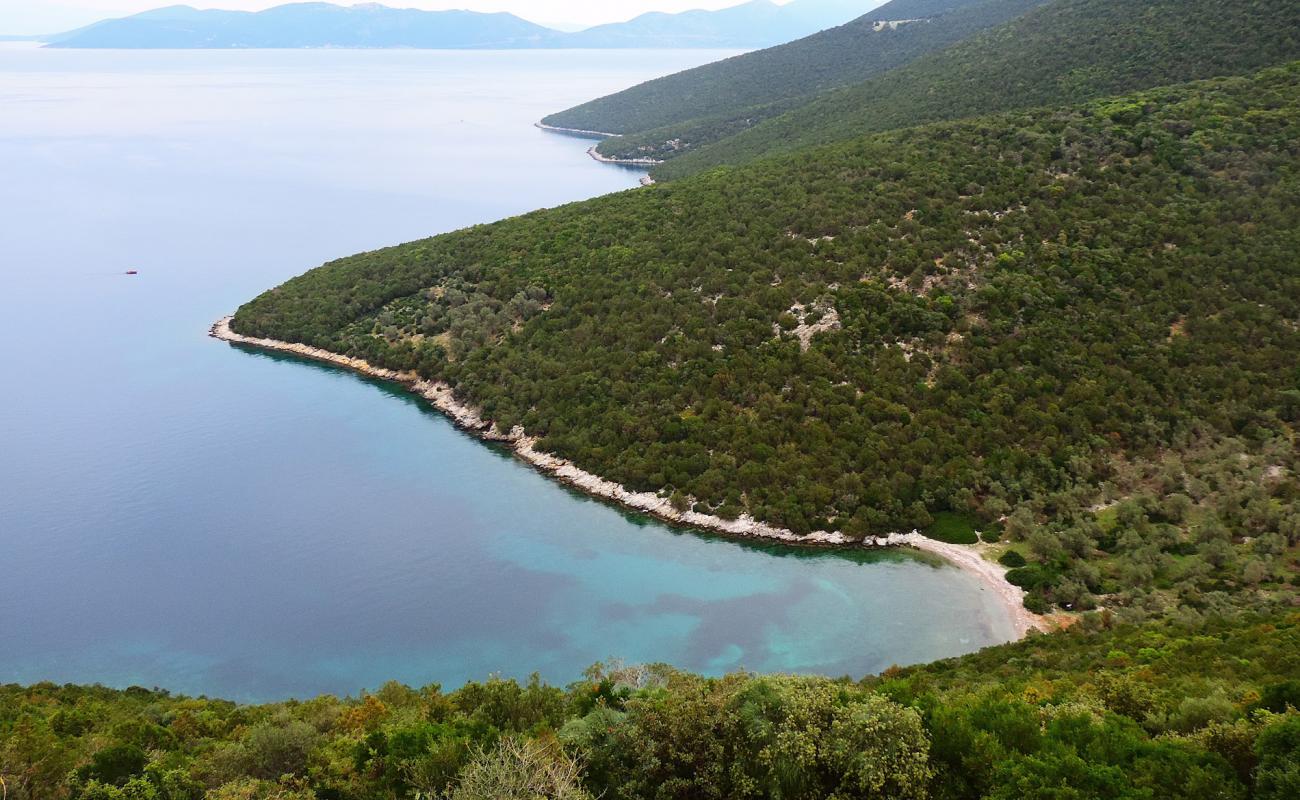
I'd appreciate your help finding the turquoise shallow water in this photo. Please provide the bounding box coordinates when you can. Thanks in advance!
[0,46,1016,702]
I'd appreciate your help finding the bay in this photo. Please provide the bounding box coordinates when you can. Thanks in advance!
[0,46,1016,702]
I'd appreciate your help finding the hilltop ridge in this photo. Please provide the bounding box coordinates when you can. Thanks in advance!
[39,0,883,49]
[542,0,1047,149]
[649,0,1300,177]
[542,0,1300,179]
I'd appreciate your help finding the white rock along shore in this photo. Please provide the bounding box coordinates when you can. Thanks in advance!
[586,145,663,166]
[532,121,663,170]
[210,316,1049,637]
[534,121,620,138]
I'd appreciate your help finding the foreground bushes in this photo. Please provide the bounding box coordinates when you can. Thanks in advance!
[3,613,1298,799]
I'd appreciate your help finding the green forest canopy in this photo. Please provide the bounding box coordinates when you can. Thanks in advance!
[235,62,1300,617]
[639,0,1300,179]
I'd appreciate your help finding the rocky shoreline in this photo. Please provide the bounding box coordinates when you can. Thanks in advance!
[534,121,618,139]
[534,121,663,173]
[210,316,1047,637]
[586,145,663,167]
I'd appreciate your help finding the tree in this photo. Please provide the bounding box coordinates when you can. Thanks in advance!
[449,738,590,800]
[241,720,317,780]
[1004,508,1037,542]
[1254,714,1300,800]
[999,550,1027,568]
[1,715,75,800]
[827,696,932,799]
[78,744,147,788]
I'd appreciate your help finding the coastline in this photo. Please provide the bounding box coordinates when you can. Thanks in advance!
[533,121,663,171]
[586,145,663,167]
[534,121,619,139]
[210,316,1047,637]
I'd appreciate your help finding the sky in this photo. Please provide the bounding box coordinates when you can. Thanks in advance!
[2,0,795,35]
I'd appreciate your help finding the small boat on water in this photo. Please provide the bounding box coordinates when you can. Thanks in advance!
[125,269,138,275]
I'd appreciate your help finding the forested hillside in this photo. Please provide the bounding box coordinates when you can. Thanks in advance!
[4,612,1298,799]
[652,0,1300,178]
[234,63,1299,618]
[541,0,1046,147]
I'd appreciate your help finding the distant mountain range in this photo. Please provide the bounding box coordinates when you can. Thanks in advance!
[40,4,552,49]
[562,0,880,48]
[35,1,886,50]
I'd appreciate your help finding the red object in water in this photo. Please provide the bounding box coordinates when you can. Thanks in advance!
[125,270,138,275]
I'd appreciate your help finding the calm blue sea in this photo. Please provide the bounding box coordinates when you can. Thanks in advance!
[0,45,1016,702]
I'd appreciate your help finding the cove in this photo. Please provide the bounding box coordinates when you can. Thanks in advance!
[0,46,1016,703]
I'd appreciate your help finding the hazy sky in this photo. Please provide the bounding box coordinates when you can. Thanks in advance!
[3,1,796,35]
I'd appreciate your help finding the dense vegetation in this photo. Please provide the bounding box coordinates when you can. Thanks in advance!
[4,612,1298,799]
[541,0,1048,156]
[649,0,1300,179]
[234,62,1299,617]
[28,7,1299,799]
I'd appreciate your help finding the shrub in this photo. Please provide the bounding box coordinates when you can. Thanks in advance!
[78,744,147,787]
[925,512,980,544]
[1167,693,1238,733]
[207,778,315,800]
[242,720,318,780]
[1023,593,1051,614]
[999,550,1027,568]
[1006,565,1054,589]
[1255,681,1300,713]
[1255,714,1300,800]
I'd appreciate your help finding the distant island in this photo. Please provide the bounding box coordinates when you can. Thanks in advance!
[31,0,884,50]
